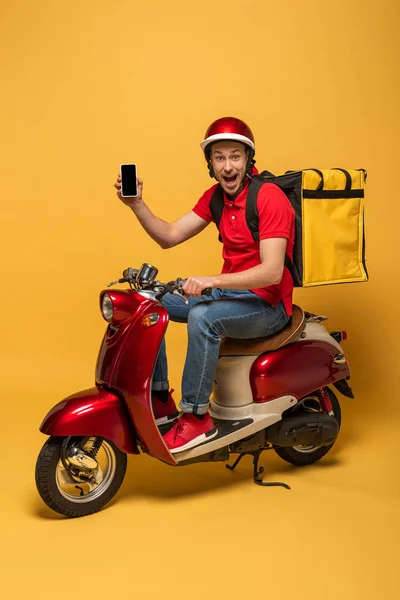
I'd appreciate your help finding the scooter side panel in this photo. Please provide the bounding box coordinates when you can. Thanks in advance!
[39,386,138,454]
[96,291,151,383]
[250,340,350,402]
[96,295,177,466]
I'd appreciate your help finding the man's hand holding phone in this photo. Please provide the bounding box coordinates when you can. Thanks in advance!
[114,164,143,208]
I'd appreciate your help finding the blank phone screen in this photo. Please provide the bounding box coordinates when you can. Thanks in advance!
[121,164,137,197]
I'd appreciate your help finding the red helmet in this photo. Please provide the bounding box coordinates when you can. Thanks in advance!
[200,117,255,154]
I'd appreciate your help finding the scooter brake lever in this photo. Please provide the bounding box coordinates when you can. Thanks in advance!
[172,288,189,305]
[173,278,190,304]
[107,277,128,287]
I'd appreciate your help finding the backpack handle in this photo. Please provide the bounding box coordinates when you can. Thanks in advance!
[357,168,367,182]
[332,168,352,191]
[307,169,324,191]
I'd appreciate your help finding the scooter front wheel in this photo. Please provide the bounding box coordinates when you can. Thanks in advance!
[35,436,127,518]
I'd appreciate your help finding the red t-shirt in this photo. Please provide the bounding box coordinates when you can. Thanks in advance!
[192,170,295,316]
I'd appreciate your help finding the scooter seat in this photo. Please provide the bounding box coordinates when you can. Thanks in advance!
[219,305,306,356]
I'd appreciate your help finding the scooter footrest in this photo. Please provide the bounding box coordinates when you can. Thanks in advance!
[210,417,253,442]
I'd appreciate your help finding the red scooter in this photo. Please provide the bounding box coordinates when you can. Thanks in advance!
[36,263,353,518]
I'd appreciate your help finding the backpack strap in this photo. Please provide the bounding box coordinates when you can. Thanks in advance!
[245,175,268,242]
[209,173,295,282]
[246,173,295,281]
[209,185,224,242]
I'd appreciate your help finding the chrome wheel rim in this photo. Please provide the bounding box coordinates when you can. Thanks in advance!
[55,439,117,504]
[292,442,322,454]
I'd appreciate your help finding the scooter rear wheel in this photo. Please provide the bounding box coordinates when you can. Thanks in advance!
[35,436,127,518]
[273,388,341,466]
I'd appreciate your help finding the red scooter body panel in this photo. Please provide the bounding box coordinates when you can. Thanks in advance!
[96,290,177,466]
[39,386,138,454]
[250,340,350,402]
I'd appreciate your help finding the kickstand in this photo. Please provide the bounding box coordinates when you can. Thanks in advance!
[226,453,246,472]
[226,450,290,489]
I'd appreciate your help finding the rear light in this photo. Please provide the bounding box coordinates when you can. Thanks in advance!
[333,353,346,364]
[330,331,347,343]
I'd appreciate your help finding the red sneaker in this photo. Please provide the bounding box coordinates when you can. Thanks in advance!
[152,389,179,425]
[163,412,218,453]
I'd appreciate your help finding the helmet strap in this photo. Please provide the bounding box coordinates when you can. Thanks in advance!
[245,152,256,178]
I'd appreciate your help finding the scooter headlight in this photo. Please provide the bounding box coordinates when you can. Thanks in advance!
[101,293,114,322]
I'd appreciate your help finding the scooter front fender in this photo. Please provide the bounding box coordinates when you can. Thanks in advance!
[39,386,138,454]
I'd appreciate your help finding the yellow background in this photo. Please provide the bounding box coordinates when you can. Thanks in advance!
[1,1,399,598]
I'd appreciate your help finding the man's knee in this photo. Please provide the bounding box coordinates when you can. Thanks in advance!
[188,303,214,333]
[162,292,190,322]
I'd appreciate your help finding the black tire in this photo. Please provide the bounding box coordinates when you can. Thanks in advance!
[274,388,341,466]
[35,436,127,518]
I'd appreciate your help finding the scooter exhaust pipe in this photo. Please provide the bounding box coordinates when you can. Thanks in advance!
[266,413,339,447]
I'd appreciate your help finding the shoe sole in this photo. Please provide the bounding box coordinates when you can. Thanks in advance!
[156,411,180,426]
[169,427,218,454]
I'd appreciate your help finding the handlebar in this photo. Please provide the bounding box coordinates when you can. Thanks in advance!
[107,265,213,300]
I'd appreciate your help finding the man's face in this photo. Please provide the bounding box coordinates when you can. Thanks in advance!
[210,142,248,196]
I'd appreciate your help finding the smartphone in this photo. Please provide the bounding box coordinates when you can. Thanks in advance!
[120,164,138,197]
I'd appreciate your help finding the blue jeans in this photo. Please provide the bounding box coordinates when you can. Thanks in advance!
[152,289,289,414]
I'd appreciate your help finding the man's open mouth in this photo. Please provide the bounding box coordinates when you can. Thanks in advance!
[223,175,238,185]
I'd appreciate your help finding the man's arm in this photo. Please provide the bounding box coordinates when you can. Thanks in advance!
[130,203,210,249]
[182,237,287,296]
[115,175,210,248]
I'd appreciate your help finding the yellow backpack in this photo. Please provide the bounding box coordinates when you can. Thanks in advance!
[210,167,368,287]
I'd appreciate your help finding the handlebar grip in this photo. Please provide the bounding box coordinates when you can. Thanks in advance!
[202,287,212,297]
